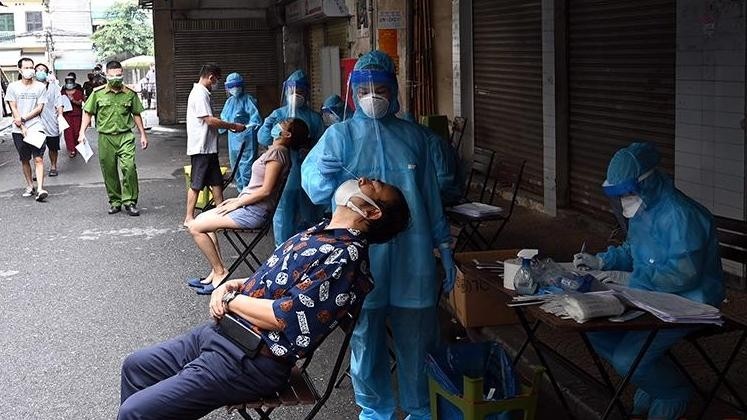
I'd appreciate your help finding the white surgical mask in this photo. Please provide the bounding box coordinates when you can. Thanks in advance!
[358,94,389,119]
[322,112,340,127]
[21,69,35,80]
[288,93,305,108]
[334,179,380,218]
[621,195,643,219]
[228,87,241,97]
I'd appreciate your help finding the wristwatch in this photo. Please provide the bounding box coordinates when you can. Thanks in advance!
[222,290,239,309]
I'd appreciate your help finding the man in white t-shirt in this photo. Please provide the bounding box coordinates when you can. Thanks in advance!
[6,57,49,201]
[34,63,64,177]
[184,63,246,226]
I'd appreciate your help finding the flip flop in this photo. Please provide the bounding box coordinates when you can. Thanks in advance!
[186,277,210,288]
[49,169,58,177]
[195,283,217,295]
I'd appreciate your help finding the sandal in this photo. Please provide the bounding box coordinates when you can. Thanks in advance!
[49,169,58,177]
[69,151,77,158]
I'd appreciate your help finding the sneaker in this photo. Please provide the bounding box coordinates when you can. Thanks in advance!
[124,203,140,216]
[35,189,48,202]
[22,186,35,197]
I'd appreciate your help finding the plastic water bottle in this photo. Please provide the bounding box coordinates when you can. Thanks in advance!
[514,250,539,295]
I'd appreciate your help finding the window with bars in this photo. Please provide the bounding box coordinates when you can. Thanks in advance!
[26,11,43,32]
[0,13,14,31]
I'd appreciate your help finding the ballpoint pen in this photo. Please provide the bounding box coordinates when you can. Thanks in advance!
[577,241,589,270]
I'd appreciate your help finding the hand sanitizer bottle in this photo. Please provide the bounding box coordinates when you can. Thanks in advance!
[514,249,539,295]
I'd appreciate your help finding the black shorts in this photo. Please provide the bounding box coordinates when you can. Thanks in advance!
[13,132,46,161]
[46,135,60,151]
[190,153,223,190]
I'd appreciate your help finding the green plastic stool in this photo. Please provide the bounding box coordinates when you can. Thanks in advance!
[429,366,544,420]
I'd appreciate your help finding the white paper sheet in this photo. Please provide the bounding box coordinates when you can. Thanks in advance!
[23,130,47,148]
[60,95,73,112]
[75,140,94,163]
[57,115,70,132]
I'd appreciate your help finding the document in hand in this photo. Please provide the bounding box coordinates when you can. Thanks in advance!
[58,115,70,132]
[606,284,722,325]
[23,130,47,148]
[75,140,94,163]
[60,95,73,112]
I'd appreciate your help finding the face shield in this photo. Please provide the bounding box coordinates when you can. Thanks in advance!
[347,69,397,120]
[321,107,341,126]
[283,81,308,117]
[603,168,654,220]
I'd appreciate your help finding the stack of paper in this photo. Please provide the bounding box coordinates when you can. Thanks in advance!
[607,285,722,325]
[448,202,503,217]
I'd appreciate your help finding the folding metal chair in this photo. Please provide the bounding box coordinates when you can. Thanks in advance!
[449,116,468,154]
[231,306,363,420]
[197,138,248,212]
[447,147,526,251]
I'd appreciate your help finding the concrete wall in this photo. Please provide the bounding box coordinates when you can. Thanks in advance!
[432,0,453,118]
[675,0,746,220]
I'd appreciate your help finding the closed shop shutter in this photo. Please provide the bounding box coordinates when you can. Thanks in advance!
[472,0,543,196]
[568,0,675,215]
[325,19,350,59]
[173,19,278,122]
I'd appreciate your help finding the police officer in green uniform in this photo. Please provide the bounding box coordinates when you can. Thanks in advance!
[78,60,149,216]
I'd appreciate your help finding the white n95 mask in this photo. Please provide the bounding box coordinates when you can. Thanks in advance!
[334,179,380,218]
[358,94,389,119]
[621,195,643,218]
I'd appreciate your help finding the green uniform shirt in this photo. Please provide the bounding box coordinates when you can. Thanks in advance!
[84,85,144,134]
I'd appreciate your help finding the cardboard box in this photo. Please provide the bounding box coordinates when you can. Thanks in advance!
[448,250,520,328]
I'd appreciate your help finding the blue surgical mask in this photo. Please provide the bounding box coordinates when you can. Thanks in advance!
[270,123,284,139]
[35,71,47,82]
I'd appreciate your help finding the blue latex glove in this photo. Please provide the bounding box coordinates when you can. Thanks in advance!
[319,154,343,176]
[440,244,456,293]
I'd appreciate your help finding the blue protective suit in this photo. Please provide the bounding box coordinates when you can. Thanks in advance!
[220,90,262,191]
[400,112,464,205]
[301,51,450,420]
[258,70,325,246]
[590,142,724,419]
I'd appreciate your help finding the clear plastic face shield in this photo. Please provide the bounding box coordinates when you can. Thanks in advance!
[603,168,655,221]
[321,108,341,127]
[348,69,395,120]
[283,81,308,118]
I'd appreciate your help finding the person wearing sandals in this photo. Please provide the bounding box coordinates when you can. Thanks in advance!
[35,64,64,178]
[186,118,309,295]
[6,57,49,201]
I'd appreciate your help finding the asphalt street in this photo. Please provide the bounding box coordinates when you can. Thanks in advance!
[0,114,359,420]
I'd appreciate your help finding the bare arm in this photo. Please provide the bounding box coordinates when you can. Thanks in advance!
[23,103,44,121]
[133,114,147,137]
[201,115,244,131]
[78,112,92,141]
[209,280,282,330]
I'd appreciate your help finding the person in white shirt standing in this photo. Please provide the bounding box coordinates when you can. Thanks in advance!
[184,63,246,226]
[6,57,49,201]
[34,63,64,178]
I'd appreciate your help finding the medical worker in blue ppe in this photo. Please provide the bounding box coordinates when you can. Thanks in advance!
[321,94,349,127]
[258,69,325,245]
[400,112,464,205]
[573,142,724,419]
[219,72,262,191]
[301,50,456,420]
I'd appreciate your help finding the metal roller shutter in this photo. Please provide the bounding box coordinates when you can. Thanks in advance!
[568,0,675,215]
[173,19,278,123]
[325,20,350,59]
[472,0,543,195]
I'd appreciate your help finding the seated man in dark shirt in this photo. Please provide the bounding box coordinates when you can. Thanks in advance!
[118,178,410,420]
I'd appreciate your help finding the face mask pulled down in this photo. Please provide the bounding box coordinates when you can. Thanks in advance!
[334,179,380,219]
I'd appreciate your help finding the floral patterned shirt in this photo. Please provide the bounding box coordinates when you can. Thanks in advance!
[239,221,372,360]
